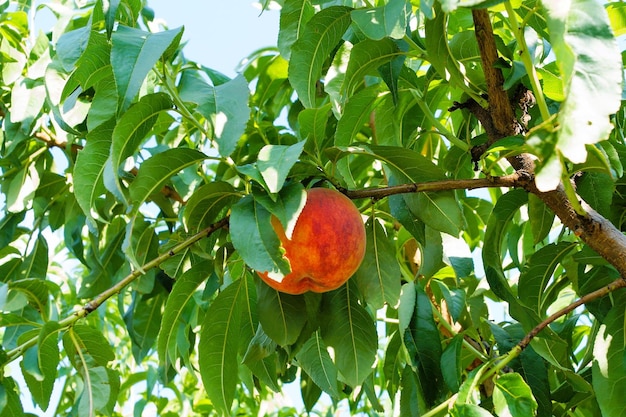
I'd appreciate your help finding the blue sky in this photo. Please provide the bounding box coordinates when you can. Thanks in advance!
[148,1,280,77]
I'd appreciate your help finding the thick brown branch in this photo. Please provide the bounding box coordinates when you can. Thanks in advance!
[470,9,626,276]
[341,172,530,200]
[472,9,517,138]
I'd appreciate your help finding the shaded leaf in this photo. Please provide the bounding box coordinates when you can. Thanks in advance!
[230,195,291,278]
[296,332,340,398]
[402,283,443,406]
[483,189,527,302]
[198,279,247,415]
[256,280,307,346]
[183,182,239,233]
[518,242,577,314]
[342,38,402,98]
[158,261,211,369]
[320,283,377,387]
[355,216,401,309]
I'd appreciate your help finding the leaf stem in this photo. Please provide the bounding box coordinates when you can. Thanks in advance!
[431,306,490,362]
[410,90,469,151]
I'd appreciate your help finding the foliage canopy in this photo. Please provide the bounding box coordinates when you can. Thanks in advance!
[1,0,626,416]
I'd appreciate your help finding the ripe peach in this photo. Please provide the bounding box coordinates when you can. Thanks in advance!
[257,187,366,294]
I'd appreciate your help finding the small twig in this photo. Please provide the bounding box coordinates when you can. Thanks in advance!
[340,172,531,200]
[517,277,626,351]
[4,216,230,365]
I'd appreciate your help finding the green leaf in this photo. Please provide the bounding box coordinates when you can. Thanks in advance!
[342,38,402,98]
[111,25,183,111]
[593,304,626,417]
[431,279,466,323]
[320,283,377,387]
[125,292,165,363]
[493,373,538,417]
[518,242,577,314]
[543,0,622,165]
[335,85,382,146]
[20,321,60,410]
[300,371,323,413]
[576,172,615,218]
[296,332,341,398]
[355,216,401,309]
[198,279,246,415]
[21,233,48,280]
[63,326,116,417]
[8,279,48,320]
[424,3,470,89]
[129,148,207,208]
[351,0,411,40]
[178,73,250,157]
[76,366,113,417]
[288,6,353,108]
[242,324,277,364]
[256,280,307,346]
[298,104,332,150]
[183,182,239,233]
[527,193,554,244]
[61,31,111,102]
[74,119,114,228]
[415,191,464,236]
[110,92,173,175]
[402,283,443,406]
[450,403,495,417]
[483,189,527,302]
[278,0,315,60]
[230,195,291,278]
[158,262,210,368]
[257,141,306,193]
[63,325,115,369]
[441,334,464,393]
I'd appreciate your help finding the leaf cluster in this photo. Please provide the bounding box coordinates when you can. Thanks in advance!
[0,0,626,416]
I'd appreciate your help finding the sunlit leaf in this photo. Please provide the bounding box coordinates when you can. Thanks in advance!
[129,147,207,209]
[178,73,251,157]
[257,141,306,193]
[351,0,411,40]
[493,372,538,417]
[593,303,626,417]
[111,25,183,111]
[543,0,622,165]
[278,0,315,60]
[288,6,353,108]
